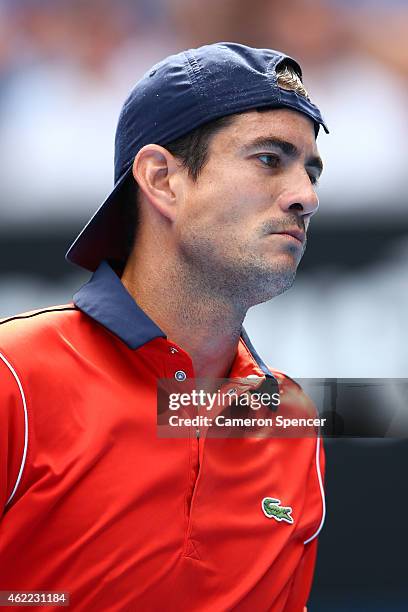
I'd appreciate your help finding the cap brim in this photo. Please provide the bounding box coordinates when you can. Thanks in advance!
[65,166,134,272]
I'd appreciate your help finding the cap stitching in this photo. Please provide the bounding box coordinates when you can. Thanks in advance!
[184,50,208,115]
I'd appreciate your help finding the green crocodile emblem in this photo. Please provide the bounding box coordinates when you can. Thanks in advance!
[262,497,294,524]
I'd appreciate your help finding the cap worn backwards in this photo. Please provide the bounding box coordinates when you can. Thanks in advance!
[66,42,329,272]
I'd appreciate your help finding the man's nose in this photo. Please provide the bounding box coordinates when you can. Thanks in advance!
[282,174,320,219]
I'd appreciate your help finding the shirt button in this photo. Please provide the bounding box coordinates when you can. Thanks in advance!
[175,370,187,381]
[169,347,178,354]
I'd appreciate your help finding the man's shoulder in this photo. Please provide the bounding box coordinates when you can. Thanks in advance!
[0,303,78,354]
[0,304,84,403]
[0,303,77,330]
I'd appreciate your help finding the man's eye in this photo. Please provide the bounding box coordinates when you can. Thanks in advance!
[257,154,280,167]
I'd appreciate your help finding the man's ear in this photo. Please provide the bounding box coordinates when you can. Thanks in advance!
[132,144,181,221]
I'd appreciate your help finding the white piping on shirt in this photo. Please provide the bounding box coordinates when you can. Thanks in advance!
[303,435,326,545]
[0,352,28,507]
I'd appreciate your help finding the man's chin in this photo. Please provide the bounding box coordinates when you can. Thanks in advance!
[246,265,298,305]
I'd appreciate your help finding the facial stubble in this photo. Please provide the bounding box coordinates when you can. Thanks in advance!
[178,223,306,308]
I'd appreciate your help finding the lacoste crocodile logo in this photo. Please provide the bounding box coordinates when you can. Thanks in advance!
[262,497,294,524]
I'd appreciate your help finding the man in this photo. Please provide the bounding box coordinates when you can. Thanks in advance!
[0,43,327,611]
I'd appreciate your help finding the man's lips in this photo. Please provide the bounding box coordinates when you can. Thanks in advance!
[272,228,306,244]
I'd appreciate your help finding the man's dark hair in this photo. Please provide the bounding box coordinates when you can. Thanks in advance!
[122,62,309,258]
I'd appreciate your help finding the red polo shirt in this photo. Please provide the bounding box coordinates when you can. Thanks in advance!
[0,261,325,611]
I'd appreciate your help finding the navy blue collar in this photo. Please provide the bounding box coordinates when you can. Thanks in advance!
[73,261,274,378]
[73,261,166,349]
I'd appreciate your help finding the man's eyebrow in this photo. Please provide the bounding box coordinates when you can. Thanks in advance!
[241,136,324,176]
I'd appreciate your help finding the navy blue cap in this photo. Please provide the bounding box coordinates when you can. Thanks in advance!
[66,42,328,272]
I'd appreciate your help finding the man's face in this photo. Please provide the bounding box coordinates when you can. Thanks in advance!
[173,108,323,305]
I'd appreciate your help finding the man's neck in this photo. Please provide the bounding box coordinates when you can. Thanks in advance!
[121,254,246,379]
